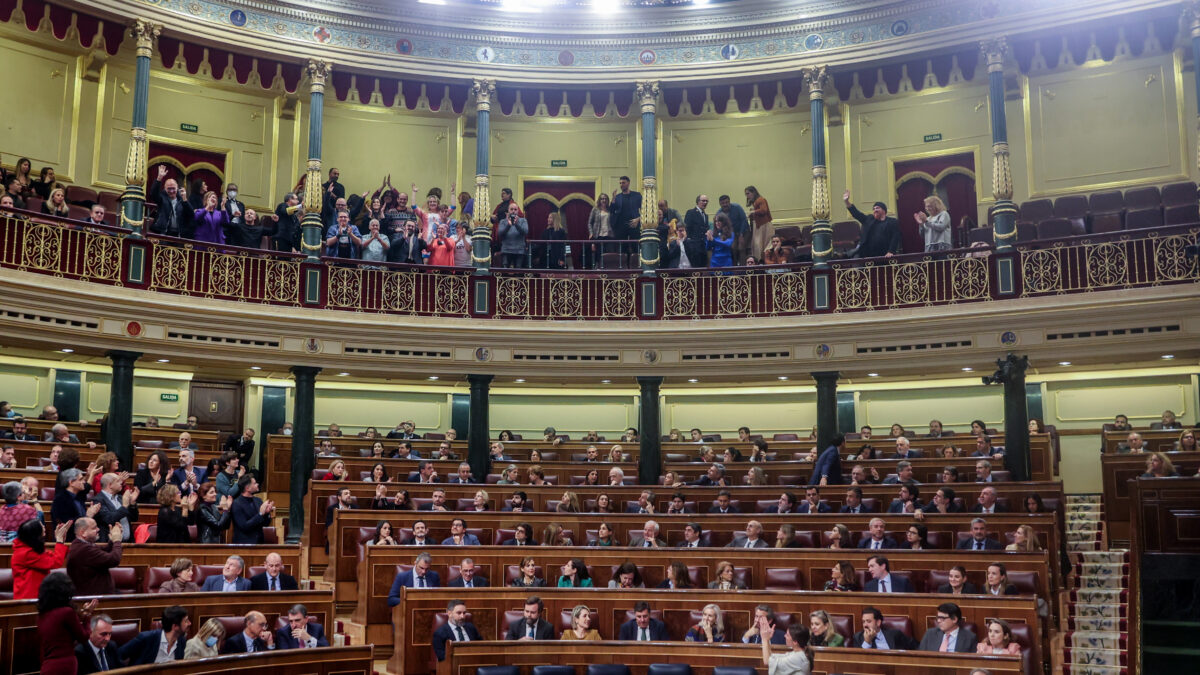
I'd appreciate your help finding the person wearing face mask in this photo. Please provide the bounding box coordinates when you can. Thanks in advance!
[184,618,226,659]
[281,423,294,436]
[222,182,246,235]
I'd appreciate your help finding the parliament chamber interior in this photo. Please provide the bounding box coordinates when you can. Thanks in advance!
[1,0,1199,673]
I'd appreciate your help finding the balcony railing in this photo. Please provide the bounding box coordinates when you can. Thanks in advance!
[1,209,1196,321]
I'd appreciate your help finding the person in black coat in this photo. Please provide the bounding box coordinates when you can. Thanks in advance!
[230,474,274,545]
[682,195,711,267]
[224,429,256,472]
[389,220,427,264]
[273,193,303,252]
[147,166,194,238]
[196,482,233,543]
[275,605,330,649]
[119,606,190,665]
[134,451,170,505]
[433,600,483,661]
[155,485,197,544]
[843,190,902,258]
[506,597,555,640]
[618,602,668,641]
[75,615,121,674]
[51,468,95,539]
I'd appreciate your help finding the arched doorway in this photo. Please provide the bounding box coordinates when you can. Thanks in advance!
[893,152,977,251]
[520,178,598,269]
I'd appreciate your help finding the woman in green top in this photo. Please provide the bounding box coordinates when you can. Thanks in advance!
[557,558,593,587]
[589,522,618,547]
[808,610,844,647]
[496,464,520,485]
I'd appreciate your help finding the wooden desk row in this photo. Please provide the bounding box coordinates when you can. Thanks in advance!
[101,646,373,675]
[1101,428,1189,455]
[1101,452,1199,542]
[0,418,225,450]
[4,442,224,475]
[444,642,1022,675]
[0,590,333,675]
[385,587,1039,675]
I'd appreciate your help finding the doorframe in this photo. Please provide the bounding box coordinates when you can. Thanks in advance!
[886,145,985,212]
[516,175,602,208]
[187,379,245,435]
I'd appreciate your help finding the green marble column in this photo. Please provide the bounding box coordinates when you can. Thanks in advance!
[636,376,663,486]
[982,38,1017,251]
[812,371,840,454]
[804,66,833,266]
[105,350,142,469]
[118,20,160,236]
[467,374,494,481]
[636,81,661,272]
[471,80,495,272]
[301,60,331,262]
[286,365,320,543]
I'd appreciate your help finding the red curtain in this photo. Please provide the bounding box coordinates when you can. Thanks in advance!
[148,142,227,201]
[522,180,596,268]
[893,153,977,251]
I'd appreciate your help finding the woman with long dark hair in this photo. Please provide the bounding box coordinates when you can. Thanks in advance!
[37,572,96,675]
[745,185,773,259]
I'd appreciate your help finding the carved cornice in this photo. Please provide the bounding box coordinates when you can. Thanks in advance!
[130,18,161,59]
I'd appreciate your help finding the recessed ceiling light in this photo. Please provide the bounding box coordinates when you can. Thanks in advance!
[337,372,350,377]
[687,378,699,383]
[250,366,261,370]
[60,348,73,353]
[427,376,439,381]
[961,367,973,372]
[418,0,446,4]
[514,378,525,383]
[1162,354,1175,360]
[867,372,879,377]
[777,376,789,381]
[601,379,611,384]
[1058,361,1071,366]
[157,359,170,363]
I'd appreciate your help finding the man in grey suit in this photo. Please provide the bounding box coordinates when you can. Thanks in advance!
[726,520,770,548]
[881,461,918,485]
[506,596,555,640]
[918,602,977,653]
[628,520,666,548]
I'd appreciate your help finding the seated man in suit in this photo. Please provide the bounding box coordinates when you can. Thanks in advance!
[857,518,898,550]
[726,520,769,548]
[201,555,251,591]
[395,442,422,460]
[740,604,786,645]
[408,520,434,547]
[881,461,918,485]
[708,490,740,514]
[433,599,483,661]
[853,606,918,650]
[441,517,482,546]
[628,520,666,548]
[841,487,868,514]
[388,552,440,606]
[221,611,275,654]
[449,462,475,484]
[325,486,358,531]
[448,557,489,587]
[678,522,704,548]
[863,555,914,593]
[419,488,450,511]
[169,448,206,495]
[625,490,657,514]
[76,614,121,674]
[956,517,1003,551]
[917,487,962,516]
[250,552,299,590]
[918,602,977,653]
[893,436,923,459]
[796,486,832,514]
[971,434,1005,459]
[275,603,330,650]
[167,431,199,450]
[506,595,555,640]
[43,423,80,444]
[409,460,439,484]
[119,605,190,665]
[501,491,529,513]
[2,418,37,441]
[666,492,694,515]
[689,463,728,487]
[618,600,668,641]
[764,491,798,514]
[971,486,1008,514]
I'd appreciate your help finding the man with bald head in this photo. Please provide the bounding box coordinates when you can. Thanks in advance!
[149,165,194,237]
[250,551,298,590]
[66,517,124,595]
[221,610,275,653]
[168,431,198,450]
[893,436,922,460]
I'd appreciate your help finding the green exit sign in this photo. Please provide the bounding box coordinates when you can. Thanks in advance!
[550,160,567,168]
[160,393,179,402]
[923,133,942,143]
[180,123,199,133]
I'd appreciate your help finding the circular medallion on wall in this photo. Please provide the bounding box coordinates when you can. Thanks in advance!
[475,347,492,362]
[125,321,143,338]
[643,349,659,364]
[891,20,910,36]
[1000,330,1018,347]
[313,26,332,43]
[815,343,832,359]
[304,338,322,354]
[638,49,657,66]
[804,34,824,51]
[849,30,865,44]
[476,46,496,63]
[229,10,247,27]
[720,44,739,60]
[764,42,779,55]
[558,50,575,66]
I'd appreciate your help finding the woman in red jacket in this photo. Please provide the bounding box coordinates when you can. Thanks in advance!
[13,518,71,600]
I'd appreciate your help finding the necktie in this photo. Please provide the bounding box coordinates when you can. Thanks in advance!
[745,540,752,548]
[880,579,888,593]
[417,576,425,588]
[270,576,277,591]
[640,627,648,641]
[975,541,982,551]
[940,631,951,652]
[465,580,472,588]
[527,625,534,639]
[873,540,880,549]
[98,648,108,670]
[455,626,467,642]
[644,541,651,547]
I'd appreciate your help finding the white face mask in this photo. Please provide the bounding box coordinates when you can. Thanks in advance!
[282,428,292,436]
[227,191,237,199]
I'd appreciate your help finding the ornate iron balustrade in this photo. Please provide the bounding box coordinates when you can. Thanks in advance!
[0,211,1196,321]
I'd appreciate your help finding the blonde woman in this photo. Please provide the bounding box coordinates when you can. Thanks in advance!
[915,195,952,252]
[561,605,601,640]
[707,561,745,590]
[1006,524,1042,552]
[587,192,613,269]
[41,188,70,218]
[746,466,767,487]
[1141,452,1178,478]
[685,604,725,642]
[608,445,625,462]
[557,491,581,513]
[184,617,226,659]
[543,211,567,269]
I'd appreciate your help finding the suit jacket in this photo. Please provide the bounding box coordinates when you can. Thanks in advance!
[388,569,441,606]
[201,574,251,591]
[120,629,186,665]
[274,621,329,650]
[682,207,710,265]
[148,181,195,238]
[506,618,555,640]
[225,435,256,464]
[627,536,667,548]
[92,492,138,542]
[221,631,270,655]
[809,445,844,485]
[249,571,299,590]
[624,504,654,514]
[169,466,207,492]
[273,202,302,251]
[725,537,769,549]
[75,641,121,673]
[864,575,915,593]
[43,432,80,443]
[448,575,489,588]
[1,431,36,441]
[390,233,427,264]
[856,536,898,550]
[887,500,924,514]
[796,501,832,514]
[852,627,918,650]
[618,618,668,641]
[918,626,978,653]
[970,503,1009,514]
[433,621,482,661]
[762,504,794,514]
[840,503,869,514]
[936,582,981,595]
[66,538,122,595]
[231,494,268,544]
[744,628,786,645]
[894,449,924,459]
[956,536,1004,551]
[707,505,741,514]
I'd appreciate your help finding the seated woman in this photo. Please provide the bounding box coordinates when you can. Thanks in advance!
[184,618,226,659]
[685,604,726,642]
[498,430,515,442]
[582,469,602,486]
[527,465,548,486]
[889,424,906,438]
[557,558,593,587]
[887,483,922,514]
[366,442,390,460]
[589,522,618,547]
[823,561,858,592]
[984,562,1020,596]
[135,450,171,504]
[661,470,684,488]
[1023,493,1046,514]
[1006,524,1042,552]
[369,520,397,546]
[510,556,545,588]
[155,484,196,544]
[593,493,615,514]
[708,561,745,590]
[362,426,380,439]
[557,491,581,513]
[41,188,70,218]
[853,444,879,461]
[529,449,544,463]
[365,462,390,483]
[746,466,767,487]
[936,565,979,594]
[775,523,799,548]
[976,618,1022,655]
[561,604,601,641]
[543,522,573,547]
[472,489,490,512]
[723,447,743,463]
[900,523,932,550]
[608,445,625,462]
[807,610,844,647]
[608,561,645,589]
[658,561,693,589]
[667,428,683,442]
[1141,451,1179,478]
[826,524,853,550]
[1028,418,1046,434]
[497,465,521,485]
[323,459,348,481]
[939,446,960,459]
[1176,428,1197,452]
[157,557,200,593]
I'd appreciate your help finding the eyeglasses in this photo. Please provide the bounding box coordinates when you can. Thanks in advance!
[935,615,952,621]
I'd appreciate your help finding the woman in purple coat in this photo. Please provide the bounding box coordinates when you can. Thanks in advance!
[192,191,229,244]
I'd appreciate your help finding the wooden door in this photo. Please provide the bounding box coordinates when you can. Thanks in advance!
[188,380,243,435]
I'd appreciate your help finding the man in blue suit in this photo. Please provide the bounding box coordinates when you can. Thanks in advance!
[740,604,786,645]
[618,601,668,641]
[221,611,275,653]
[447,558,489,587]
[119,606,189,665]
[441,518,482,546]
[863,555,914,593]
[955,517,1004,551]
[856,518,898,550]
[795,487,832,514]
[201,555,251,591]
[169,448,206,495]
[433,599,483,661]
[809,434,845,486]
[388,552,440,606]
[275,604,330,650]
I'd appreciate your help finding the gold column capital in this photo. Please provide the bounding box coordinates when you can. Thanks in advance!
[802,66,830,100]
[980,37,1009,72]
[636,80,660,114]
[306,59,332,93]
[472,79,496,112]
[131,20,161,59]
[1185,2,1200,38]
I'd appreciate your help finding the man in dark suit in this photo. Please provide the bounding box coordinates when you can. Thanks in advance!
[740,604,786,645]
[840,487,868,514]
[76,614,121,673]
[893,437,923,459]
[628,520,666,548]
[726,520,770,549]
[390,220,427,264]
[325,487,358,531]
[221,611,275,654]
[971,486,1008,514]
[506,596,555,640]
[677,522,704,548]
[273,192,302,252]
[409,460,439,484]
[92,473,138,543]
[448,462,475,484]
[682,194,711,266]
[200,554,251,591]
[857,518,898,550]
[690,463,728,487]
[275,604,330,650]
[881,461,917,485]
[169,448,206,495]
[225,428,256,469]
[796,487,832,514]
[853,607,918,650]
[231,473,274,544]
[119,606,190,665]
[433,599,483,661]
[447,557,489,587]
[388,552,440,606]
[249,552,298,590]
[809,434,846,486]
[863,555,914,593]
[707,490,740,514]
[625,490,656,514]
[618,601,668,641]
[2,418,36,441]
[843,190,901,258]
[66,518,123,595]
[501,491,529,513]
[166,431,198,451]
[764,492,798,514]
[956,517,1004,551]
[419,488,449,511]
[917,602,978,653]
[147,166,194,238]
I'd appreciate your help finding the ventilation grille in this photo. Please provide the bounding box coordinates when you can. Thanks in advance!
[0,309,98,330]
[682,350,791,361]
[513,351,619,362]
[167,331,279,348]
[344,345,451,358]
[1047,324,1180,341]
[855,340,972,355]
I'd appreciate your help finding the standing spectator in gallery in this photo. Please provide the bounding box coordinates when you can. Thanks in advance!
[149,166,194,238]
[915,195,952,252]
[843,189,900,258]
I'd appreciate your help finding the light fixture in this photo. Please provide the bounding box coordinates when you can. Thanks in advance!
[60,348,74,353]
[1162,354,1175,360]
[693,0,710,6]
[687,378,699,383]
[418,0,446,4]
[1058,361,1071,366]
[777,376,789,381]
[157,358,170,363]
[514,378,526,383]
[961,367,973,372]
[337,372,350,377]
[427,376,439,381]
[867,372,879,377]
[250,366,262,370]
[601,379,611,384]
[592,0,620,12]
